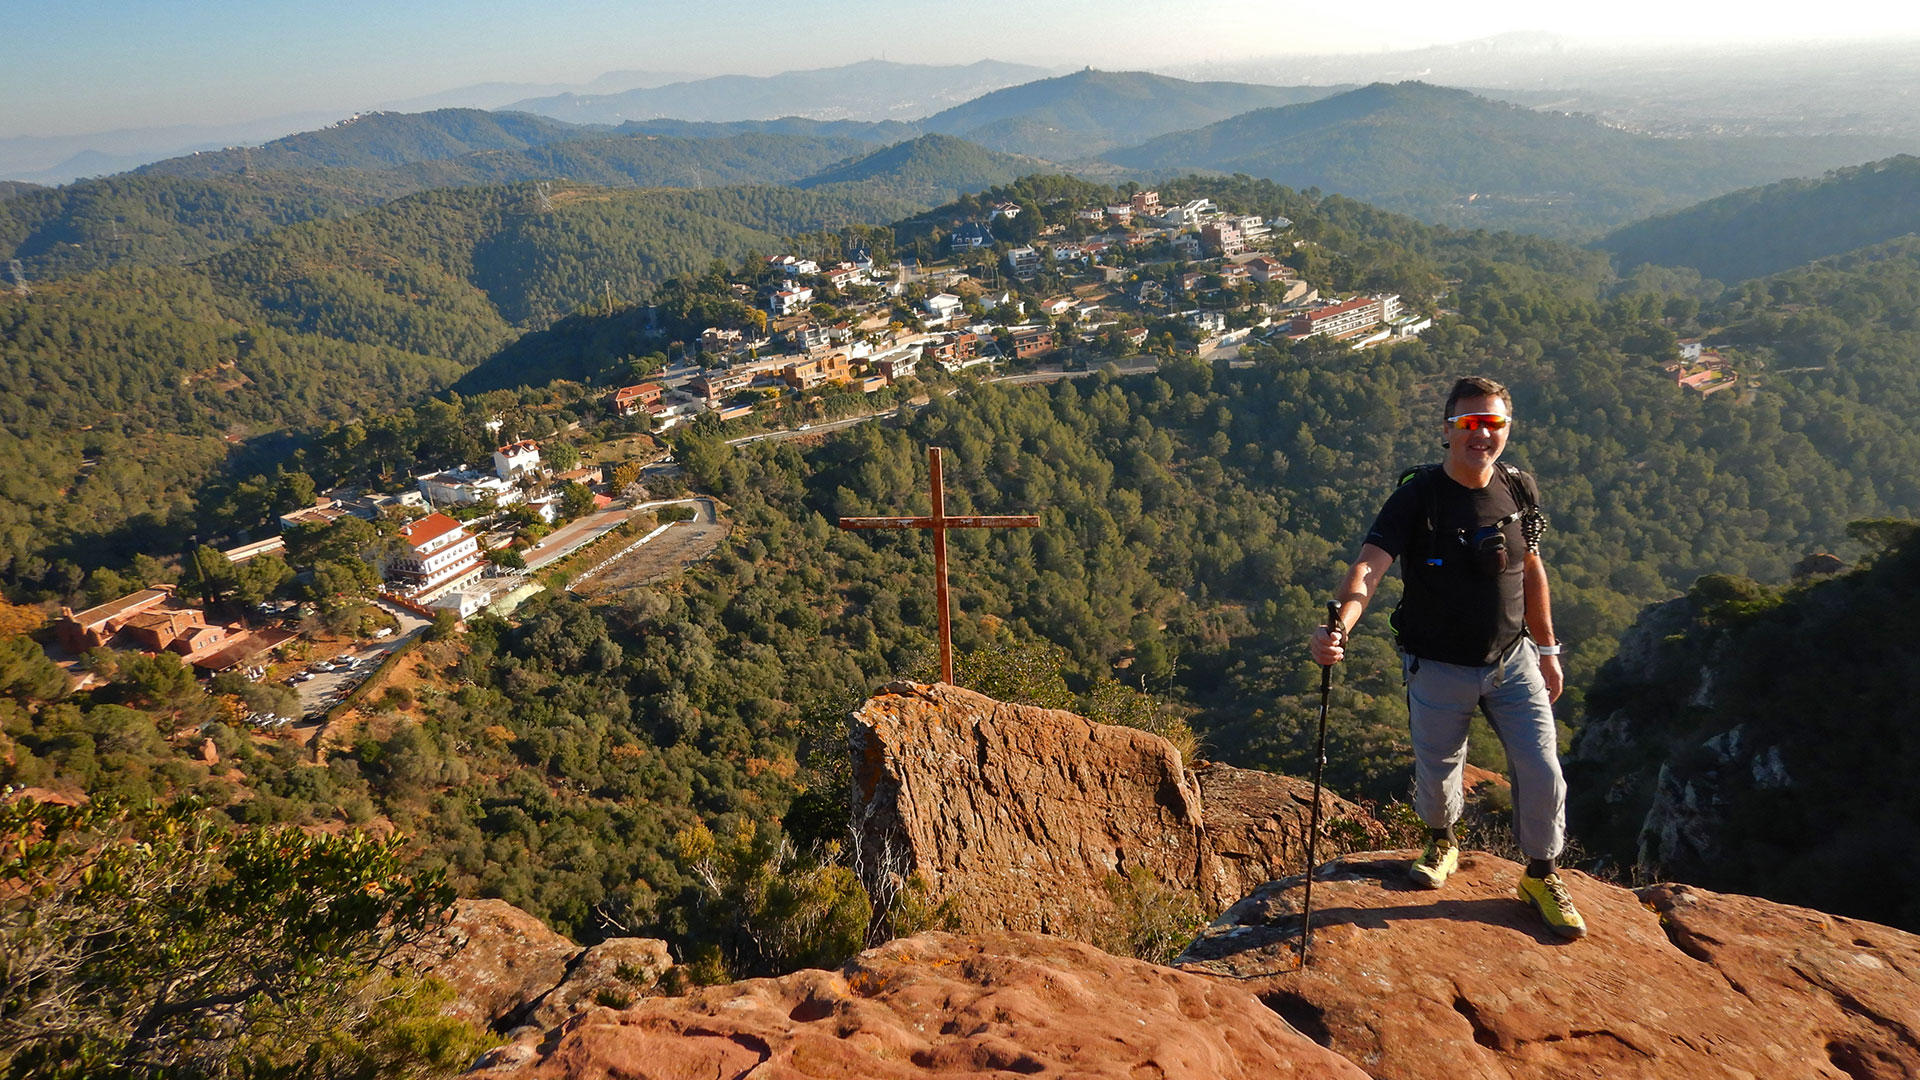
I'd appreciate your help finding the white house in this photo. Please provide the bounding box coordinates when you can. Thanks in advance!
[768,286,815,316]
[417,468,521,507]
[924,293,965,322]
[492,440,541,481]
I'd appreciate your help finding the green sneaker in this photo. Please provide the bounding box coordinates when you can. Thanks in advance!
[1518,871,1589,939]
[1408,839,1459,889]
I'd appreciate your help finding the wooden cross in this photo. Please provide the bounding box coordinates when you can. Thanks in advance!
[839,446,1039,684]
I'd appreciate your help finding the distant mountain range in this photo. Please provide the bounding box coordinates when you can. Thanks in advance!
[14,70,1920,274]
[504,60,1057,125]
[1597,155,1920,282]
[1103,82,1918,237]
[915,70,1347,159]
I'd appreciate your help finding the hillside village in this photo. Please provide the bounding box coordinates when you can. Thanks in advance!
[35,182,1444,734]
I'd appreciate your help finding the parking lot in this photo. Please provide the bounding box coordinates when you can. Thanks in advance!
[290,602,430,718]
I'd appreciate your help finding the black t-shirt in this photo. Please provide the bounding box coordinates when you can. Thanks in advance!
[1364,466,1541,666]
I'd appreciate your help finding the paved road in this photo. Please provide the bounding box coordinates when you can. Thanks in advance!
[723,363,1163,447]
[292,599,430,718]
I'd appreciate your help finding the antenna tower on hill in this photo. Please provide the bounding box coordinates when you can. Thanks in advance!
[535,181,554,212]
[8,260,29,297]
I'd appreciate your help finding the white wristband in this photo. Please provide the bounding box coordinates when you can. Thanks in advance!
[1536,643,1562,656]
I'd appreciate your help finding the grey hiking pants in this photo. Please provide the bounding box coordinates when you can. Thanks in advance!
[1403,639,1566,861]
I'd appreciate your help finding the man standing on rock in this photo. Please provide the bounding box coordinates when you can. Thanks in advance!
[1308,376,1586,939]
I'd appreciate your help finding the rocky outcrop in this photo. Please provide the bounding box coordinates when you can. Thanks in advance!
[1178,850,1920,1079]
[404,899,673,1032]
[849,681,1381,936]
[468,931,1370,1079]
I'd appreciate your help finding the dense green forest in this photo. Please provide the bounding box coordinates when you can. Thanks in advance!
[1599,154,1920,283]
[0,172,408,278]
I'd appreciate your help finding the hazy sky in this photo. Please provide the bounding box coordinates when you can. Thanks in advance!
[8,0,1920,138]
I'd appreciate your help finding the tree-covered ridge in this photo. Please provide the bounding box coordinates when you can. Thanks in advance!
[0,171,410,279]
[1598,154,1920,283]
[918,69,1345,159]
[387,131,880,191]
[794,134,1060,203]
[0,268,465,440]
[1104,82,1916,237]
[134,108,601,178]
[4,136,906,284]
[1568,524,1920,930]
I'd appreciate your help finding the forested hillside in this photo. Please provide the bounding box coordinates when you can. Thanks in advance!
[1104,82,1914,236]
[917,70,1343,159]
[134,109,600,178]
[0,172,409,278]
[794,134,1056,203]
[3,134,892,282]
[1598,154,1920,282]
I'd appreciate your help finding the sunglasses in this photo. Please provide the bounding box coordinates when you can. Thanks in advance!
[1446,413,1512,431]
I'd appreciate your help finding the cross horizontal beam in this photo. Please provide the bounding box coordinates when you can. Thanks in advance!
[840,515,1040,530]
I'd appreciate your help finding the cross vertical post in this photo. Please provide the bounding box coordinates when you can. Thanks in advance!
[929,446,952,684]
[838,446,1040,685]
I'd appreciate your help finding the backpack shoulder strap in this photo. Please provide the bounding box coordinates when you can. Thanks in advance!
[1497,463,1548,553]
[1396,464,1442,562]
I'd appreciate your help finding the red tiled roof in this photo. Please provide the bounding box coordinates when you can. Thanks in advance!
[400,513,464,547]
[1301,297,1377,323]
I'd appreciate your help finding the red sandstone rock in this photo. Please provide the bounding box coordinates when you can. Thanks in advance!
[523,937,674,1030]
[1177,850,1920,1079]
[469,931,1369,1079]
[406,899,587,1028]
[850,681,1375,936]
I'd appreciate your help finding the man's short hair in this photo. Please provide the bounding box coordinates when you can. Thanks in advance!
[1444,376,1512,417]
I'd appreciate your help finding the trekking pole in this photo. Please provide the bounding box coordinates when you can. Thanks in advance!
[1299,600,1338,967]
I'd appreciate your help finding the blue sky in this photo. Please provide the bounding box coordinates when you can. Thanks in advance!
[8,0,1920,138]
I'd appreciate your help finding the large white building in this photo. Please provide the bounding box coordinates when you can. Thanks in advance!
[386,513,483,595]
[417,468,521,507]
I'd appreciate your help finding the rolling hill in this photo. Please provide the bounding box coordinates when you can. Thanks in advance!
[135,109,602,179]
[918,69,1346,158]
[505,59,1054,125]
[1103,82,1915,236]
[794,134,1057,204]
[4,127,892,280]
[1598,155,1920,282]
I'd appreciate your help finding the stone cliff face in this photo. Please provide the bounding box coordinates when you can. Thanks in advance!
[1567,545,1920,932]
[848,680,1382,935]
